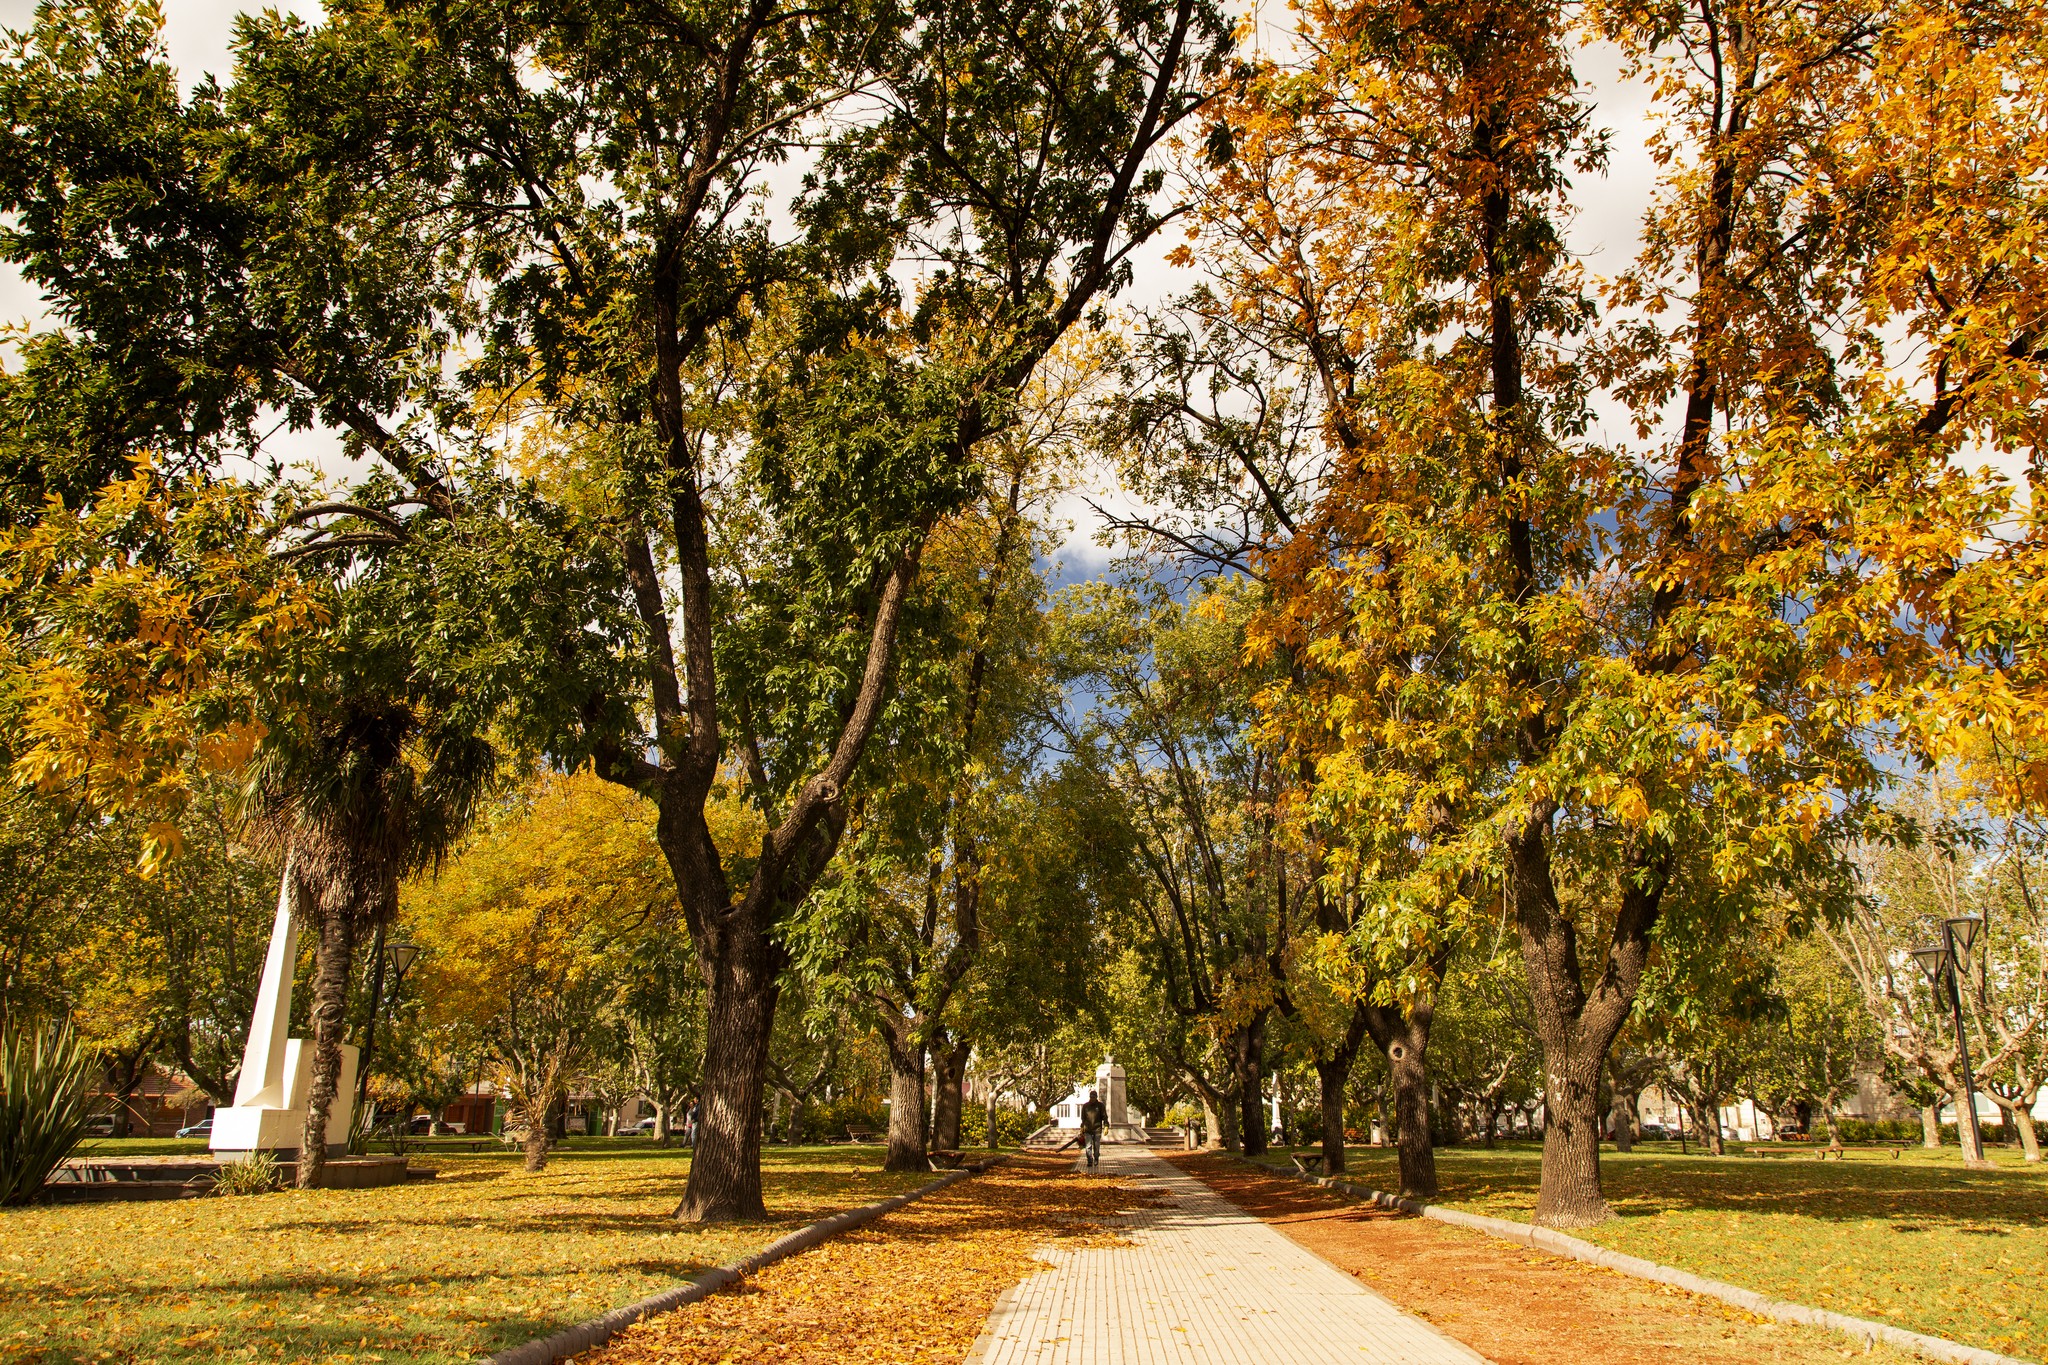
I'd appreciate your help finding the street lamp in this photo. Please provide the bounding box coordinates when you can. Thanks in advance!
[1911,914,1990,1168]
[354,930,423,1134]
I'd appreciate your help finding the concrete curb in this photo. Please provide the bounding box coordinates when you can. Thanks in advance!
[484,1155,1007,1365]
[1238,1157,2034,1365]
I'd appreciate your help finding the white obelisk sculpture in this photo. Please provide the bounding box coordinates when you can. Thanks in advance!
[210,860,357,1158]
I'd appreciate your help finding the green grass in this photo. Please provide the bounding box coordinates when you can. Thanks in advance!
[1293,1139,2048,1362]
[0,1144,925,1365]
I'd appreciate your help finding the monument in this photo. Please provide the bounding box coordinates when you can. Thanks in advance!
[210,865,357,1158]
[1051,1055,1149,1141]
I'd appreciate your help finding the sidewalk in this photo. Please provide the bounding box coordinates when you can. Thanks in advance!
[964,1146,1489,1364]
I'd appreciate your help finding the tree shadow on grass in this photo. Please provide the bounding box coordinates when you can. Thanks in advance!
[1417,1148,2048,1230]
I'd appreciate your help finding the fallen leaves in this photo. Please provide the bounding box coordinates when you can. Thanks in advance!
[0,1146,928,1365]
[578,1156,1148,1365]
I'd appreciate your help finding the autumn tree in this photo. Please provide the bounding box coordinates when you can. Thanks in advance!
[1190,0,2048,1223]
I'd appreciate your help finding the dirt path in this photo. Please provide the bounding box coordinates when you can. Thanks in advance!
[1165,1153,1921,1365]
[574,1155,1146,1364]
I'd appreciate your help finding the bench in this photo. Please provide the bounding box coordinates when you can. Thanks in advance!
[1289,1152,1325,1176]
[927,1149,966,1170]
[845,1126,880,1144]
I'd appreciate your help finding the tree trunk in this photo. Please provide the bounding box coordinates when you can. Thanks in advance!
[1315,1058,1350,1173]
[880,1027,929,1173]
[931,1036,971,1152]
[107,1049,147,1139]
[523,1117,550,1172]
[1387,1036,1437,1197]
[1921,1103,1942,1148]
[2014,1104,2041,1162]
[1232,1018,1268,1157]
[1184,1066,1233,1151]
[1692,1097,1724,1156]
[1482,1100,1499,1149]
[676,950,781,1220]
[1611,1095,1634,1153]
[986,1088,1000,1149]
[1312,1006,1369,1174]
[297,891,357,1189]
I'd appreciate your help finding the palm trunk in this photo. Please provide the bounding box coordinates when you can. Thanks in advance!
[297,892,357,1189]
[930,1036,971,1151]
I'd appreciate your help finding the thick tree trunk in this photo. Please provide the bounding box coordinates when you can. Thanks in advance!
[1513,830,1663,1227]
[1388,1037,1437,1197]
[1689,1096,1724,1156]
[1232,1018,1268,1157]
[881,1028,929,1173]
[931,1036,971,1152]
[1611,1095,1633,1152]
[1482,1101,1500,1149]
[1921,1103,1942,1147]
[297,893,357,1189]
[676,951,781,1220]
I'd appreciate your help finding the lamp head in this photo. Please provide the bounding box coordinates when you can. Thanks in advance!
[1910,943,1948,985]
[388,939,422,978]
[1945,914,1984,956]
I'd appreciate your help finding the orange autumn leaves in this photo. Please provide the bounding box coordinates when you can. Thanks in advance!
[580,1157,1147,1365]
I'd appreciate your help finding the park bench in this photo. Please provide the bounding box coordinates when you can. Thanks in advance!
[1289,1152,1325,1176]
[845,1125,880,1144]
[927,1149,966,1170]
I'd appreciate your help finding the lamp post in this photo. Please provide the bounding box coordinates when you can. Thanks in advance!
[354,931,422,1128]
[1911,914,1988,1168]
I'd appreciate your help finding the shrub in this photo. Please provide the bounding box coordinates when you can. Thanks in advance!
[959,1105,1041,1148]
[212,1152,285,1196]
[0,1021,96,1206]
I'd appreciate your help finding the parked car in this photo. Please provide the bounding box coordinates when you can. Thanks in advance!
[82,1114,116,1136]
[1637,1122,1673,1141]
[176,1118,213,1139]
[627,1117,659,1135]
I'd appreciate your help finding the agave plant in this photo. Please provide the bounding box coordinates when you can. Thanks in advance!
[0,1020,98,1206]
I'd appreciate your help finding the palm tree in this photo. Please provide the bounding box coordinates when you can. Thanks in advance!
[248,696,495,1187]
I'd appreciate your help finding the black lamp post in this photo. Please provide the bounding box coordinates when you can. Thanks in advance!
[355,932,422,1125]
[1911,913,1988,1167]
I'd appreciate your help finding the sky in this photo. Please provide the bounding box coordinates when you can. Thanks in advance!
[0,0,1668,580]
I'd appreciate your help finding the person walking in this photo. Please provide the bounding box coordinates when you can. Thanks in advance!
[1079,1089,1108,1168]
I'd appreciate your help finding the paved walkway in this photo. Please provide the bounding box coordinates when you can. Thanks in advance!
[964,1146,1489,1364]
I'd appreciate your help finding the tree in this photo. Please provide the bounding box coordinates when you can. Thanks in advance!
[1751,935,1881,1148]
[179,0,1231,1221]
[1051,578,1289,1154]
[404,772,679,1170]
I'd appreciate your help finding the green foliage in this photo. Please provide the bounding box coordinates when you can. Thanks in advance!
[0,1020,95,1206]
[209,1151,284,1196]
[958,1104,1039,1148]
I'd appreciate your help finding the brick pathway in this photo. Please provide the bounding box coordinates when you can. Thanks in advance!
[964,1146,1489,1364]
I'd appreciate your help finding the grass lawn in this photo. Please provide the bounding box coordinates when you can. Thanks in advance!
[1293,1139,2048,1362]
[1,1142,927,1365]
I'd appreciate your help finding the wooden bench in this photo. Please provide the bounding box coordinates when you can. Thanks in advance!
[1289,1152,1325,1176]
[845,1126,880,1144]
[927,1149,966,1170]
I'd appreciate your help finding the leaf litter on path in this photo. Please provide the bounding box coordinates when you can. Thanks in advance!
[576,1155,1148,1365]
